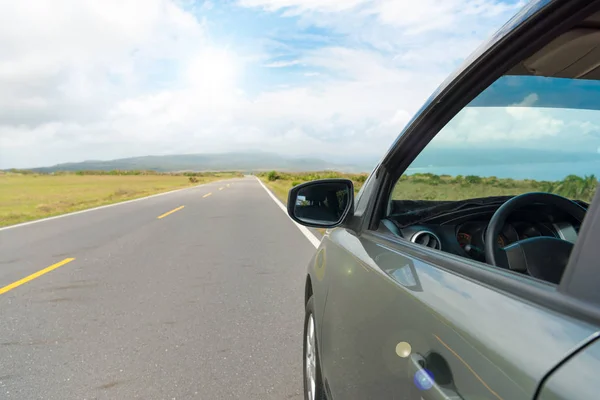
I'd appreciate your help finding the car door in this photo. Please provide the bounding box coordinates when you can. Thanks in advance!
[318,225,599,400]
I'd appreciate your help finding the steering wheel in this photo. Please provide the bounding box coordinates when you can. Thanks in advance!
[484,192,586,284]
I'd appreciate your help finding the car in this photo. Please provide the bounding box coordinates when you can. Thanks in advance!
[287,1,600,399]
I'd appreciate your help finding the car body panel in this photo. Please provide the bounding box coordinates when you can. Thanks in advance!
[536,337,600,400]
[306,247,329,337]
[315,228,598,399]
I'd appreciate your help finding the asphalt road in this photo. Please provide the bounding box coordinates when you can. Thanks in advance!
[0,176,318,400]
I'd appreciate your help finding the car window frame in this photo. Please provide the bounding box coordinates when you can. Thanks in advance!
[343,163,385,235]
[361,0,600,326]
[353,166,377,216]
[558,186,600,306]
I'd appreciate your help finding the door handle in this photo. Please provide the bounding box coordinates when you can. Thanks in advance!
[409,353,464,400]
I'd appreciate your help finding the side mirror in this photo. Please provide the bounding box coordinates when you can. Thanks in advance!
[287,179,354,228]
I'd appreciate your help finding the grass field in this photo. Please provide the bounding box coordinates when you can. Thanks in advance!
[259,170,598,205]
[5,169,595,229]
[0,172,241,227]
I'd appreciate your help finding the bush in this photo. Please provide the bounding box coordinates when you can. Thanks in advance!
[267,170,280,181]
[486,177,499,186]
[8,168,35,175]
[495,178,516,188]
[451,175,463,183]
[428,175,442,185]
[355,174,368,183]
[549,174,597,201]
[464,175,482,184]
[189,176,199,183]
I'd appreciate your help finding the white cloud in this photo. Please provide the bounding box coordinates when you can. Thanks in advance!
[433,106,600,151]
[513,93,539,107]
[0,0,525,169]
[0,0,205,132]
[238,0,369,13]
[263,60,301,68]
[373,0,523,33]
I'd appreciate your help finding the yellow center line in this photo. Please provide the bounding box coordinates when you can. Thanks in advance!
[219,187,224,190]
[203,192,212,198]
[0,258,75,295]
[157,205,185,219]
[226,184,230,187]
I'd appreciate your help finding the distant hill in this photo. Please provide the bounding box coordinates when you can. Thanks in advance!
[24,152,362,173]
[13,148,592,175]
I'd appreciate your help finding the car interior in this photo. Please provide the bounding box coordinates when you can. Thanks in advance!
[379,10,600,285]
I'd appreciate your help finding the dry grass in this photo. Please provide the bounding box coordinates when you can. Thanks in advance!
[0,173,239,227]
[260,179,293,204]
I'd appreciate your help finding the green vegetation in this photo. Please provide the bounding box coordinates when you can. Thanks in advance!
[259,171,598,204]
[0,170,242,227]
[393,173,597,202]
[538,175,598,202]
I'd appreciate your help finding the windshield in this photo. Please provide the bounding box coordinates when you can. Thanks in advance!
[394,75,600,204]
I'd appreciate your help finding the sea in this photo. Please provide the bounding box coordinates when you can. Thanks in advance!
[405,160,600,182]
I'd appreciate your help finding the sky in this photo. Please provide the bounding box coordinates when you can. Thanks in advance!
[437,76,600,152]
[0,0,527,169]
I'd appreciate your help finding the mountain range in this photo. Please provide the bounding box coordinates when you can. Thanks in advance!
[23,152,373,173]
[12,148,599,174]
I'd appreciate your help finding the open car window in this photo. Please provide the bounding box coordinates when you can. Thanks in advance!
[388,75,600,224]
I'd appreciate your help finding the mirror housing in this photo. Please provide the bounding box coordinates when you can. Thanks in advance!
[287,179,354,228]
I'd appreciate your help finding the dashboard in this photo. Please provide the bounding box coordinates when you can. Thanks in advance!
[454,220,562,262]
[391,203,582,262]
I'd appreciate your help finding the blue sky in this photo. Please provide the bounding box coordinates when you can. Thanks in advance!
[0,0,527,168]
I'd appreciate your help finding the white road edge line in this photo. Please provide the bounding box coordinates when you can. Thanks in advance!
[255,176,321,249]
[0,180,232,232]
